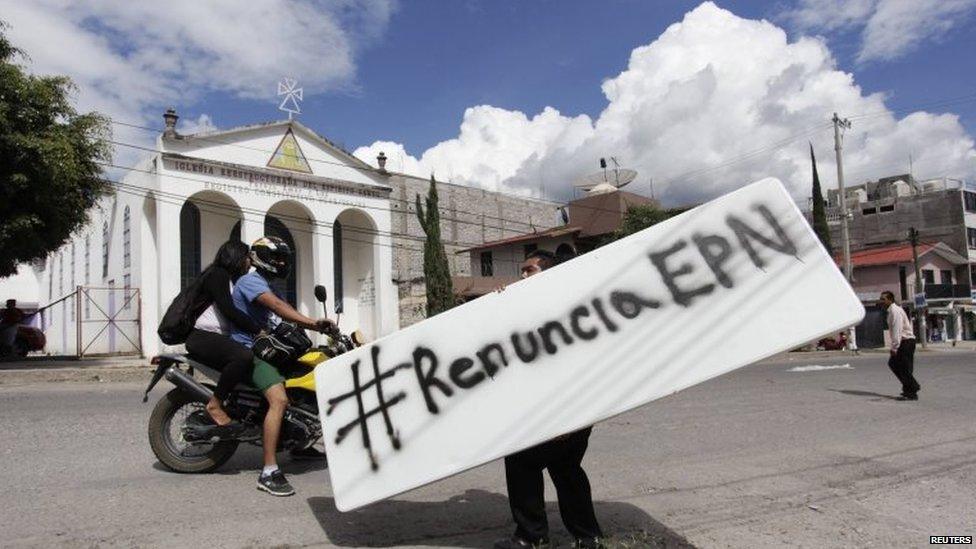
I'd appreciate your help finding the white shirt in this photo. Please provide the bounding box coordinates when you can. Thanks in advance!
[887,303,915,352]
[194,281,234,335]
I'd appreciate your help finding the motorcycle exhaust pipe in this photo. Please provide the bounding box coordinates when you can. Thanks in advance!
[164,366,213,404]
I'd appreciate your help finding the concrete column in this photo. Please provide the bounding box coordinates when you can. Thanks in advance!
[312,217,335,344]
[239,210,265,247]
[156,198,181,352]
[375,231,398,337]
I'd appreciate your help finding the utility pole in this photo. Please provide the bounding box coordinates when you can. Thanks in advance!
[833,112,858,352]
[909,227,928,348]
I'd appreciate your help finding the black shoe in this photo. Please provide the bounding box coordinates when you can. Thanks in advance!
[257,470,295,497]
[290,446,327,462]
[896,394,918,401]
[493,536,550,549]
[572,538,605,549]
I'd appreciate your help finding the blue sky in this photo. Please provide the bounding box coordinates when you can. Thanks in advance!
[2,0,974,203]
[186,1,976,154]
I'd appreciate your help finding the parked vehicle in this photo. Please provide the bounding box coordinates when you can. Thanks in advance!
[143,285,363,473]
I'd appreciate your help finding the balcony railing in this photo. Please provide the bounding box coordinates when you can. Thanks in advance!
[923,283,971,299]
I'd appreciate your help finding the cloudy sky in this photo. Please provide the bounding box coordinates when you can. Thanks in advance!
[2,0,974,206]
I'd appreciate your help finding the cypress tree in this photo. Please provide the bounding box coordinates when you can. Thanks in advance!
[810,143,833,255]
[415,175,456,317]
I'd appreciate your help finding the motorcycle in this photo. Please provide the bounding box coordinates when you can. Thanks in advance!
[143,284,362,473]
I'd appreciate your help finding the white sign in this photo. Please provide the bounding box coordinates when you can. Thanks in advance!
[315,178,864,511]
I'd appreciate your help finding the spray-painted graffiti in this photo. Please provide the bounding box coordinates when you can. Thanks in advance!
[325,203,800,469]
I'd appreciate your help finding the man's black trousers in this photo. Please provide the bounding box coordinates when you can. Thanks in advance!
[503,427,602,543]
[185,329,254,400]
[888,338,919,396]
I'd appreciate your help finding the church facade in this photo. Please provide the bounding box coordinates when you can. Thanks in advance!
[36,111,399,356]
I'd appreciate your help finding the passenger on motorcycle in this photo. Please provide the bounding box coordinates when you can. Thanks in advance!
[184,241,261,438]
[232,236,336,497]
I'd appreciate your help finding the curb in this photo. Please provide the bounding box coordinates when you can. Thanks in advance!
[0,366,150,386]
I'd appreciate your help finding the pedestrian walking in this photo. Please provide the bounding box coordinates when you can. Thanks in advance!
[879,291,920,401]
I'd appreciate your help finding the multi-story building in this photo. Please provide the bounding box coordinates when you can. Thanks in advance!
[819,174,976,344]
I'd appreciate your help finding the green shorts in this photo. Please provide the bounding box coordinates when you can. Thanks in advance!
[252,358,285,392]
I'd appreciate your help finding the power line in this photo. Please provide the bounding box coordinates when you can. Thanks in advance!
[104,178,533,268]
[96,158,572,249]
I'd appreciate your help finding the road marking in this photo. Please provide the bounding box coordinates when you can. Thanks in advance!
[789,364,853,372]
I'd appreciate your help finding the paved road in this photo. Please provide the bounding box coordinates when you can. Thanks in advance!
[1,351,974,548]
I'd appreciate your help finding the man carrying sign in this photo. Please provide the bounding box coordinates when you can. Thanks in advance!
[495,249,604,549]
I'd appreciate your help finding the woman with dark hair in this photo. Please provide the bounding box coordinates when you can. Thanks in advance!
[185,240,262,434]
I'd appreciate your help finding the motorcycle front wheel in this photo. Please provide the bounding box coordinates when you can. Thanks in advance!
[148,388,239,473]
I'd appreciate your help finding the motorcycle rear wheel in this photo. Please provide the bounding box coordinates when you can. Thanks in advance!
[148,388,239,473]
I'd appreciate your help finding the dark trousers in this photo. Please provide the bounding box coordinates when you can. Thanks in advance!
[503,427,603,543]
[888,338,919,396]
[185,329,254,400]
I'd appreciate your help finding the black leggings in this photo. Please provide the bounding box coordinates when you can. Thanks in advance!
[184,329,254,400]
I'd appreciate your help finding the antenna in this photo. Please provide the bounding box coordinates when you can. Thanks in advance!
[277,77,303,120]
[573,156,637,195]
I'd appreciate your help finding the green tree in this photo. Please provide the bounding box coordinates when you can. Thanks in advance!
[415,175,455,316]
[0,21,112,277]
[604,203,674,245]
[809,143,833,255]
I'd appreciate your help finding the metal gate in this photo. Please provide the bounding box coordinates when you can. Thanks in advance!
[36,286,142,357]
[77,285,141,357]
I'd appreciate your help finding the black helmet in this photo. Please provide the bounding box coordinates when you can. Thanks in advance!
[250,236,292,278]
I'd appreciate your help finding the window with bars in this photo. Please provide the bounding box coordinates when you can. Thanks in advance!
[968,228,976,249]
[102,222,109,279]
[124,274,131,310]
[965,191,976,213]
[84,235,91,284]
[180,202,201,290]
[69,244,75,322]
[123,206,131,270]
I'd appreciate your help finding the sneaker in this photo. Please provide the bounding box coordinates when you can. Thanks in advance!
[257,470,295,497]
[572,537,605,549]
[493,536,550,549]
[896,394,918,401]
[290,446,327,461]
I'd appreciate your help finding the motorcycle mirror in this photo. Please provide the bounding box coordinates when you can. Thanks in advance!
[314,285,328,303]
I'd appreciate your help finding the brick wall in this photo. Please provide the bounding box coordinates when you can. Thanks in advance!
[385,173,562,327]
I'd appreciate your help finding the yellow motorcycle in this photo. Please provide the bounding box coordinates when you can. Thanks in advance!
[144,285,360,473]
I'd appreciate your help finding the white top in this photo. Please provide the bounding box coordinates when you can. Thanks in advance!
[887,303,915,352]
[194,281,234,335]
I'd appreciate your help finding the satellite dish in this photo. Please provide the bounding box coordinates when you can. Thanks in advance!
[572,157,637,195]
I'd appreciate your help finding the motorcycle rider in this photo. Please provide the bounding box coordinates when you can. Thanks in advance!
[231,236,336,497]
[184,240,261,437]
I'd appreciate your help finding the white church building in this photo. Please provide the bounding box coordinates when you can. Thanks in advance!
[33,109,398,357]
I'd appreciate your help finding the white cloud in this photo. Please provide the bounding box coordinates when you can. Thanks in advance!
[355,2,976,206]
[0,0,396,166]
[782,0,976,63]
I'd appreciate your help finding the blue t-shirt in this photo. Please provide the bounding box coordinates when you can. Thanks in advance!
[230,272,276,348]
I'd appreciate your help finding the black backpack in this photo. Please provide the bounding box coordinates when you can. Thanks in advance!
[252,322,312,368]
[157,278,207,345]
